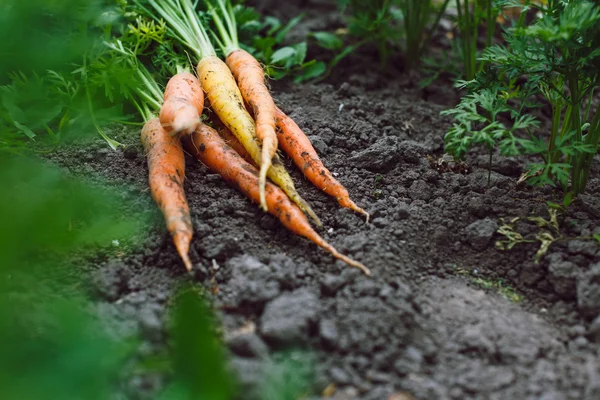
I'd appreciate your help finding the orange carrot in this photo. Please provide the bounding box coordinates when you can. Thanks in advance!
[141,117,193,271]
[275,107,370,221]
[225,49,277,209]
[184,123,369,275]
[159,71,204,136]
[212,117,256,167]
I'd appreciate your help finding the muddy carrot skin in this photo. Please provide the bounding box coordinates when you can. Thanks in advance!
[226,49,278,209]
[184,122,369,275]
[275,107,370,221]
[159,72,204,136]
[213,119,256,167]
[141,118,193,271]
[197,56,320,226]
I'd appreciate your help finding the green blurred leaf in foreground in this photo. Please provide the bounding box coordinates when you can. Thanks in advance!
[0,154,142,400]
[161,285,236,400]
[0,0,105,80]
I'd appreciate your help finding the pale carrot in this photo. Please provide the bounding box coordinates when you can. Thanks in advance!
[211,117,256,167]
[210,0,278,210]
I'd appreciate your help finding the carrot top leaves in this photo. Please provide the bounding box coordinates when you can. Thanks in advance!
[208,0,240,56]
[132,0,216,61]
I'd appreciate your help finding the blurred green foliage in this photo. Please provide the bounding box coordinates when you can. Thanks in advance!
[0,155,142,399]
[0,0,137,151]
[162,285,235,400]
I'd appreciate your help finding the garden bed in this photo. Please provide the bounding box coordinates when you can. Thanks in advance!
[45,1,600,399]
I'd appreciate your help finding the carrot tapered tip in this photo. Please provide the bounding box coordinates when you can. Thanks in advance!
[303,202,322,228]
[316,236,370,275]
[330,248,370,275]
[174,237,193,272]
[259,167,269,212]
[179,252,193,272]
[340,198,370,223]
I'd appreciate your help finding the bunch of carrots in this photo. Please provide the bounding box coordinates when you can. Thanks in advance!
[130,0,370,275]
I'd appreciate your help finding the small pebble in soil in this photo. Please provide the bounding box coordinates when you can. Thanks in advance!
[465,218,498,251]
[576,262,600,318]
[226,255,280,307]
[589,315,600,342]
[547,253,578,300]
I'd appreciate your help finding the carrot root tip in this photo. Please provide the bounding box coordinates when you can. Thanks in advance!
[172,117,200,136]
[180,252,193,272]
[302,202,322,227]
[259,166,269,212]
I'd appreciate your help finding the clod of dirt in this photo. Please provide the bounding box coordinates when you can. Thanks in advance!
[227,333,270,359]
[408,179,432,202]
[320,273,348,296]
[137,303,164,342]
[577,262,600,318]
[348,137,399,172]
[198,235,242,260]
[465,218,499,250]
[259,288,320,346]
[547,254,578,300]
[568,240,598,257]
[307,134,328,154]
[589,315,600,343]
[225,255,281,307]
[318,318,340,347]
[394,346,423,376]
[229,357,265,395]
[397,140,428,165]
[91,260,131,301]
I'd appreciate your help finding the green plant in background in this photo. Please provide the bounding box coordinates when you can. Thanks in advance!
[337,0,402,65]
[398,0,451,70]
[496,205,600,264]
[442,71,540,185]
[443,0,600,200]
[472,277,524,302]
[455,0,502,81]
[227,3,327,82]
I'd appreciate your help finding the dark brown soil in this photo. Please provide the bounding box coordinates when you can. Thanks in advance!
[45,1,600,399]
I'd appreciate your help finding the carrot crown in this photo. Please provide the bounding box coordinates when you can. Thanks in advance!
[208,0,239,57]
[133,0,216,60]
